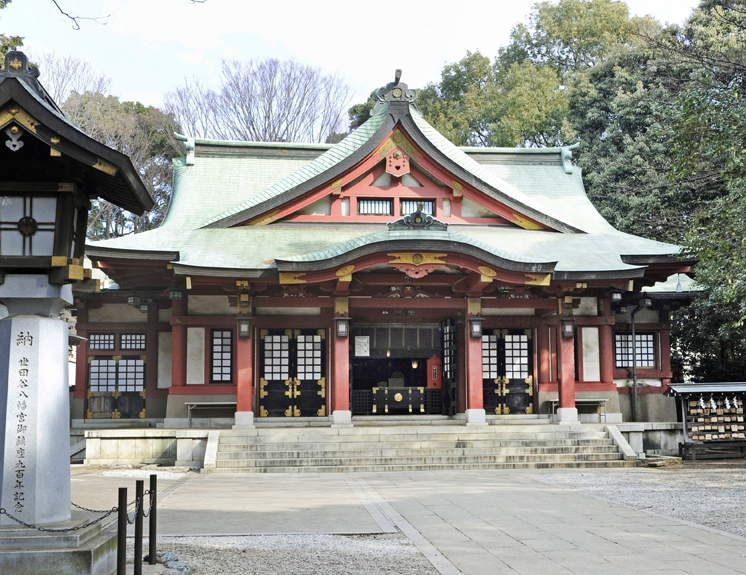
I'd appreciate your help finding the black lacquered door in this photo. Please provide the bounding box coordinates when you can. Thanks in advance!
[88,356,146,419]
[259,329,327,417]
[482,329,534,415]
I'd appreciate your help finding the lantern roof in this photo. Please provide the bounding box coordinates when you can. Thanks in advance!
[0,50,154,215]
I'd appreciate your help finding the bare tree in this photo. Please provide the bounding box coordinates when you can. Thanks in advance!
[61,92,181,239]
[28,54,182,239]
[32,51,113,103]
[164,58,353,143]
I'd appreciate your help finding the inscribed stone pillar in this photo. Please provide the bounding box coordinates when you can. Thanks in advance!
[0,275,72,526]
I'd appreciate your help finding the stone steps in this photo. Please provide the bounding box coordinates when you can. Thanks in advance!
[206,424,634,473]
[215,452,625,468]
[217,445,620,460]
[218,438,616,451]
[207,460,637,473]
[218,431,611,444]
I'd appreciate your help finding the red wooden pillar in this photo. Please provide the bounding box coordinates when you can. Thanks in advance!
[466,325,483,410]
[332,333,350,413]
[171,297,187,388]
[331,296,352,426]
[236,333,253,413]
[557,322,577,411]
[537,324,551,384]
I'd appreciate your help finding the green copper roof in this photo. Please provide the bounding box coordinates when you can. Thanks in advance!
[87,79,687,279]
[199,107,389,228]
[277,230,553,268]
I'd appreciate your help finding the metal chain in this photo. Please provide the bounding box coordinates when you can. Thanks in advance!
[126,497,140,525]
[72,490,149,515]
[71,501,115,514]
[142,492,156,518]
[0,507,117,533]
[0,487,154,532]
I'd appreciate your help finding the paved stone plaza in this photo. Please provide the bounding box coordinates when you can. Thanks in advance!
[72,465,746,575]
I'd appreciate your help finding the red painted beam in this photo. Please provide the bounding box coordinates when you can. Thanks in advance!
[349,297,468,309]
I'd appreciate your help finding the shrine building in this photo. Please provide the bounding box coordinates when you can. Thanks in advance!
[72,73,693,428]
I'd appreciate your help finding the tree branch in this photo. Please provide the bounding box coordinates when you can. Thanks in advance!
[51,0,111,30]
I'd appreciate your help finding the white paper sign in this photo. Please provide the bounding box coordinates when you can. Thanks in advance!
[355,336,370,357]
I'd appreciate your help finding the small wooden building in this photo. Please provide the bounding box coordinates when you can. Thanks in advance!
[72,74,692,427]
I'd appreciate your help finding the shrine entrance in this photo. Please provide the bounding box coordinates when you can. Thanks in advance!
[87,356,146,419]
[350,323,448,416]
[482,329,534,415]
[258,329,327,417]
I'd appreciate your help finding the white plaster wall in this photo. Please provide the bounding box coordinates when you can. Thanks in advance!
[460,198,498,218]
[158,332,172,388]
[614,378,663,387]
[88,303,147,323]
[576,297,598,316]
[581,327,600,381]
[296,196,331,215]
[255,307,321,316]
[186,327,205,384]
[158,308,171,323]
[188,295,237,316]
[615,307,659,323]
[482,308,535,316]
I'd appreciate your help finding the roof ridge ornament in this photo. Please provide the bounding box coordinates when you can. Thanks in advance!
[0,50,60,112]
[373,69,419,116]
[388,202,448,231]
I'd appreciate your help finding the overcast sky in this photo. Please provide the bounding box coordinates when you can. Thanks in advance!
[7,0,701,108]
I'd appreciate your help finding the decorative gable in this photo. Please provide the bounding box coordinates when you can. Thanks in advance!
[201,73,581,233]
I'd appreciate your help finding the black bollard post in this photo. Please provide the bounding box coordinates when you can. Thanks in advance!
[117,487,127,575]
[149,474,157,565]
[135,479,144,575]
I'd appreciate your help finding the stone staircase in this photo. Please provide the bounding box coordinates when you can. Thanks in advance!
[207,424,637,473]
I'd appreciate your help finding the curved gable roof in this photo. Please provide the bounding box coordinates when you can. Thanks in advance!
[200,78,582,233]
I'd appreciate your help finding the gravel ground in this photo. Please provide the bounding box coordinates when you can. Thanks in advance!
[532,462,746,538]
[127,533,438,575]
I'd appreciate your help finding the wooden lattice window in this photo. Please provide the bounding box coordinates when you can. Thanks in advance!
[482,334,500,379]
[401,199,434,215]
[505,333,530,379]
[297,334,322,380]
[263,334,289,380]
[358,199,392,215]
[442,322,455,380]
[615,333,655,368]
[211,329,233,382]
[89,358,117,391]
[120,333,146,351]
[89,333,115,351]
[89,357,144,392]
[117,358,145,392]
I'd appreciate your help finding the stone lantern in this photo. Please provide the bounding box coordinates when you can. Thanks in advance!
[0,50,152,574]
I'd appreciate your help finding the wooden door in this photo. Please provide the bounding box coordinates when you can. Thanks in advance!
[258,329,326,417]
[87,356,146,419]
[482,329,534,415]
